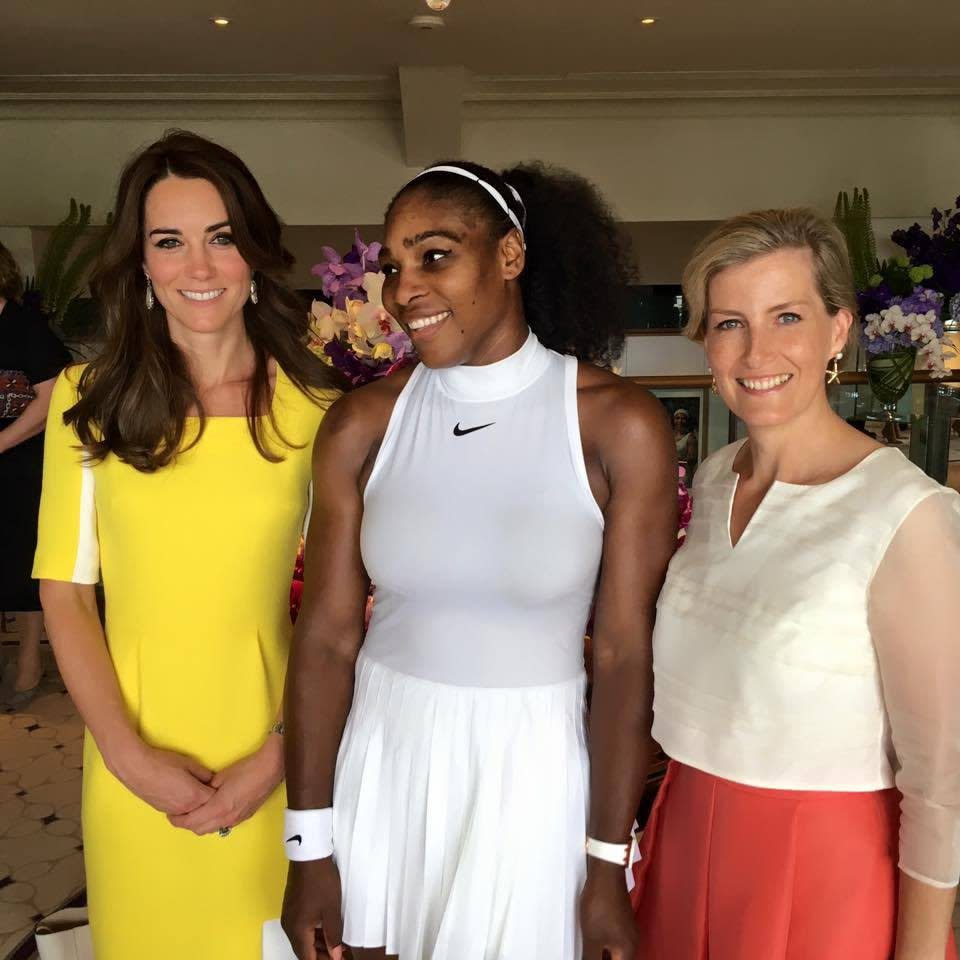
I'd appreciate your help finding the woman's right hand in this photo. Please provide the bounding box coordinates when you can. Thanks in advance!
[113,742,215,815]
[281,858,345,960]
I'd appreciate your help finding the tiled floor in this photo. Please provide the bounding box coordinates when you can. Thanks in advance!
[0,624,84,960]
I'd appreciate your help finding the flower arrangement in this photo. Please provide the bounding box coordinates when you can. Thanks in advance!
[892,198,960,316]
[677,467,693,544]
[289,536,305,622]
[307,231,416,387]
[835,189,956,379]
[858,261,952,378]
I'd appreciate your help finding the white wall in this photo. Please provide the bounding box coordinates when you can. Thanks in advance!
[1,95,958,226]
[622,335,707,376]
[0,227,35,276]
[3,93,955,377]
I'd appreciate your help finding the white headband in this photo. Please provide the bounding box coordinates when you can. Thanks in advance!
[411,164,527,246]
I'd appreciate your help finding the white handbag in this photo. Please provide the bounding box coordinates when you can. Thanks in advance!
[35,908,94,960]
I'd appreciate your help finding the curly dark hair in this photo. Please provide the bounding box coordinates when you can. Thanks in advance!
[67,130,343,473]
[386,160,634,367]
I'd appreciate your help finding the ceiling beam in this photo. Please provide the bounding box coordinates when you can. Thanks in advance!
[398,66,465,167]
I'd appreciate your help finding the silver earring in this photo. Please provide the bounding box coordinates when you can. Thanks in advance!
[145,277,155,310]
[826,352,842,384]
[249,279,258,305]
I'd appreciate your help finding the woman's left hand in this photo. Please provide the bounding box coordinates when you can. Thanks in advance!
[167,736,284,836]
[580,861,638,960]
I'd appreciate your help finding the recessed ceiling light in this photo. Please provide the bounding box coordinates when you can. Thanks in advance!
[640,17,657,25]
[210,16,231,27]
[425,0,451,9]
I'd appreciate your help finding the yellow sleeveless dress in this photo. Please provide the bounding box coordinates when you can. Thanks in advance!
[33,365,332,960]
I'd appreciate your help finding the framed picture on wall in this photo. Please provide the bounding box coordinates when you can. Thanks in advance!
[653,388,709,480]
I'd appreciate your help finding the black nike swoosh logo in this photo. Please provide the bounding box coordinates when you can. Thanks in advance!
[453,421,495,437]
[286,834,302,845]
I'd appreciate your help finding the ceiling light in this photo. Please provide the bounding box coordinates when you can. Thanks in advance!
[210,16,230,26]
[640,17,657,25]
[425,0,451,9]
[409,14,445,29]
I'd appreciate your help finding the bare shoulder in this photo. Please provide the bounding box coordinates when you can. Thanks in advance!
[576,361,671,446]
[313,365,416,467]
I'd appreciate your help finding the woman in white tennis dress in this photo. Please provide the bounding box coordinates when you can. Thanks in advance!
[281,161,678,960]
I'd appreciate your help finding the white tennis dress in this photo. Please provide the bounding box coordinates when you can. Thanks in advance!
[332,330,604,959]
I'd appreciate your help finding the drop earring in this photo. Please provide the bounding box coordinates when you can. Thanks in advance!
[145,277,155,310]
[826,352,842,384]
[249,279,258,305]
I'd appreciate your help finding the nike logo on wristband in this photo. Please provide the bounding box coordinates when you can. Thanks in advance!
[453,421,495,437]
[286,834,302,846]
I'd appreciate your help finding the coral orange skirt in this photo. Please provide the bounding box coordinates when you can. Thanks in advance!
[631,761,957,960]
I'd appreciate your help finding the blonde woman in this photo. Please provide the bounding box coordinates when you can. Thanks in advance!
[632,209,959,959]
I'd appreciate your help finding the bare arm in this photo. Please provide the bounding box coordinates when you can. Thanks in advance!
[285,394,377,808]
[40,579,214,813]
[0,376,56,453]
[870,492,960,959]
[579,376,678,960]
[282,383,398,960]
[40,580,136,766]
[895,874,957,960]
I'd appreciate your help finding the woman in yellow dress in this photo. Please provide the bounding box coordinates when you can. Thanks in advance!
[34,130,340,959]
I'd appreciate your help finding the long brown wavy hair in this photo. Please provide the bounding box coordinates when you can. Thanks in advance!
[66,129,343,472]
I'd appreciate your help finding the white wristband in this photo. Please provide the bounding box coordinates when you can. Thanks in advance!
[283,808,334,862]
[585,835,631,867]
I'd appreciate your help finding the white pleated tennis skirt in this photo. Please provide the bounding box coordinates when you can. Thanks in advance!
[332,651,589,960]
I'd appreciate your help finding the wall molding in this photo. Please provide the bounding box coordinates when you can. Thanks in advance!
[1,68,958,113]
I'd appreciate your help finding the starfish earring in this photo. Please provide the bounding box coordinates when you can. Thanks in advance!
[826,353,842,384]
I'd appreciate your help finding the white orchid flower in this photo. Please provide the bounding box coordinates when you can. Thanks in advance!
[363,272,385,307]
[310,300,347,341]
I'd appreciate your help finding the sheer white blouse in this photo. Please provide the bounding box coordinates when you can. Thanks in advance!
[652,440,960,888]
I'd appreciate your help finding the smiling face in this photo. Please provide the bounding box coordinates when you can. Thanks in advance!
[142,175,252,344]
[704,247,851,430]
[379,191,525,368]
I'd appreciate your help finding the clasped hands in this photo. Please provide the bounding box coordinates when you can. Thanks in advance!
[116,735,284,836]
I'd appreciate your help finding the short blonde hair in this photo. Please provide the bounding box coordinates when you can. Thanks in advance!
[682,208,857,342]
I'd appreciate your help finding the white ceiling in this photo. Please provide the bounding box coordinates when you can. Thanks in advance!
[4,0,959,79]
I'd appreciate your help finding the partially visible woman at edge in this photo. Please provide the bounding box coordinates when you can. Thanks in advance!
[0,242,70,705]
[34,130,341,959]
[281,162,678,960]
[632,208,959,959]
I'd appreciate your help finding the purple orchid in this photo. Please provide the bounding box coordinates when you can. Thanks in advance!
[323,339,374,387]
[892,198,960,303]
[311,230,384,310]
[309,231,417,387]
